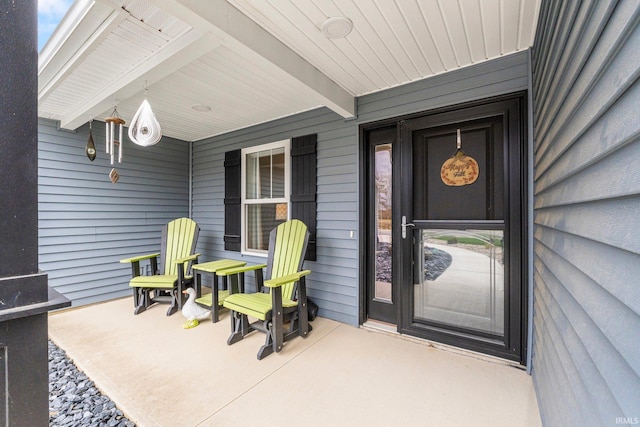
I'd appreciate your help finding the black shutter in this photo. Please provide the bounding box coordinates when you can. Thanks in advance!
[224,149,241,251]
[291,134,317,261]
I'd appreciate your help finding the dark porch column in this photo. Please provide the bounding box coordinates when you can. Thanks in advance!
[0,1,70,425]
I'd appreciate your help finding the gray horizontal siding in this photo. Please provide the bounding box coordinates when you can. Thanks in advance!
[192,108,360,324]
[38,118,190,307]
[35,50,530,325]
[358,50,530,121]
[192,51,529,326]
[531,1,640,426]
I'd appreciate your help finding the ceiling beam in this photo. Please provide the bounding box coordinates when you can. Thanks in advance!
[173,0,355,118]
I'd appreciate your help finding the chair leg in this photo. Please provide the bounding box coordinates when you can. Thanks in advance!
[166,289,179,316]
[132,287,139,309]
[273,299,284,353]
[297,277,311,338]
[133,288,149,315]
[257,290,285,360]
[297,304,310,338]
[227,311,251,345]
[257,320,275,360]
[257,341,274,360]
[176,281,189,311]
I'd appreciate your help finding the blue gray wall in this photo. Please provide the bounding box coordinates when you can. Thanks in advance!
[192,50,530,326]
[531,1,640,425]
[37,50,531,329]
[38,118,190,306]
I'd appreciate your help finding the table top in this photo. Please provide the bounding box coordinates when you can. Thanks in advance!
[192,259,247,273]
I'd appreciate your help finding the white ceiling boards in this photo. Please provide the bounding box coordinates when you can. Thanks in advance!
[38,0,540,142]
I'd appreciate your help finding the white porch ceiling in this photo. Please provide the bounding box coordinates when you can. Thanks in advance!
[38,0,540,142]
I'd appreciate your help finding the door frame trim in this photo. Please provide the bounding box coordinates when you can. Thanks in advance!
[362,126,398,323]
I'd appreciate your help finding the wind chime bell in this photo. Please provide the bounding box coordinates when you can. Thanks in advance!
[105,107,125,166]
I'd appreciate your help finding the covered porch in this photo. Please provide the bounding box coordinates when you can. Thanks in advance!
[34,0,640,426]
[48,297,540,426]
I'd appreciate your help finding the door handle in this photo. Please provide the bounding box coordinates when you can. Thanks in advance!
[401,215,415,239]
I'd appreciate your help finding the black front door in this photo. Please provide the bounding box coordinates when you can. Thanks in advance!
[398,97,526,362]
[362,94,527,363]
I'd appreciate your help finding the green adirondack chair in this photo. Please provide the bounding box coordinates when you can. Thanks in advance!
[120,218,200,316]
[220,219,312,360]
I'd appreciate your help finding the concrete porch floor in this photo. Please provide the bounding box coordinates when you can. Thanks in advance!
[48,297,541,427]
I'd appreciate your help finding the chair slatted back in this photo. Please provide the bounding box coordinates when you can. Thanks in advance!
[160,218,199,276]
[266,220,309,300]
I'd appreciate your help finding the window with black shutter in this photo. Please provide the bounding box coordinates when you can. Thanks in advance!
[224,134,317,261]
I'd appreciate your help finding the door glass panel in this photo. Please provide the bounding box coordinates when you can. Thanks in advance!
[374,144,392,301]
[414,229,504,336]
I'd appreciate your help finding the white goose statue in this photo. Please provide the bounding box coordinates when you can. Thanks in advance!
[181,288,211,329]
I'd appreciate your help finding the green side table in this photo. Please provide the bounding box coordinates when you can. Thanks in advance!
[192,259,247,322]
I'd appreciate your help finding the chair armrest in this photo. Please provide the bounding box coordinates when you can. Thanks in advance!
[264,270,311,288]
[173,253,201,264]
[120,253,160,263]
[216,264,267,276]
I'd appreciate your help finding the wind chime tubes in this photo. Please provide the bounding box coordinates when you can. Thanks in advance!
[105,112,125,165]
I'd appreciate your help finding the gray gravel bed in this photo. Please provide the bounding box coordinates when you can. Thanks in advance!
[376,242,452,282]
[48,340,135,427]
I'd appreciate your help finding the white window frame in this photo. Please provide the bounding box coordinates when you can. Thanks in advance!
[241,139,290,256]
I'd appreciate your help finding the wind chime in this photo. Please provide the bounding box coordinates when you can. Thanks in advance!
[92,85,162,184]
[105,105,124,183]
[85,119,96,161]
[129,83,162,147]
